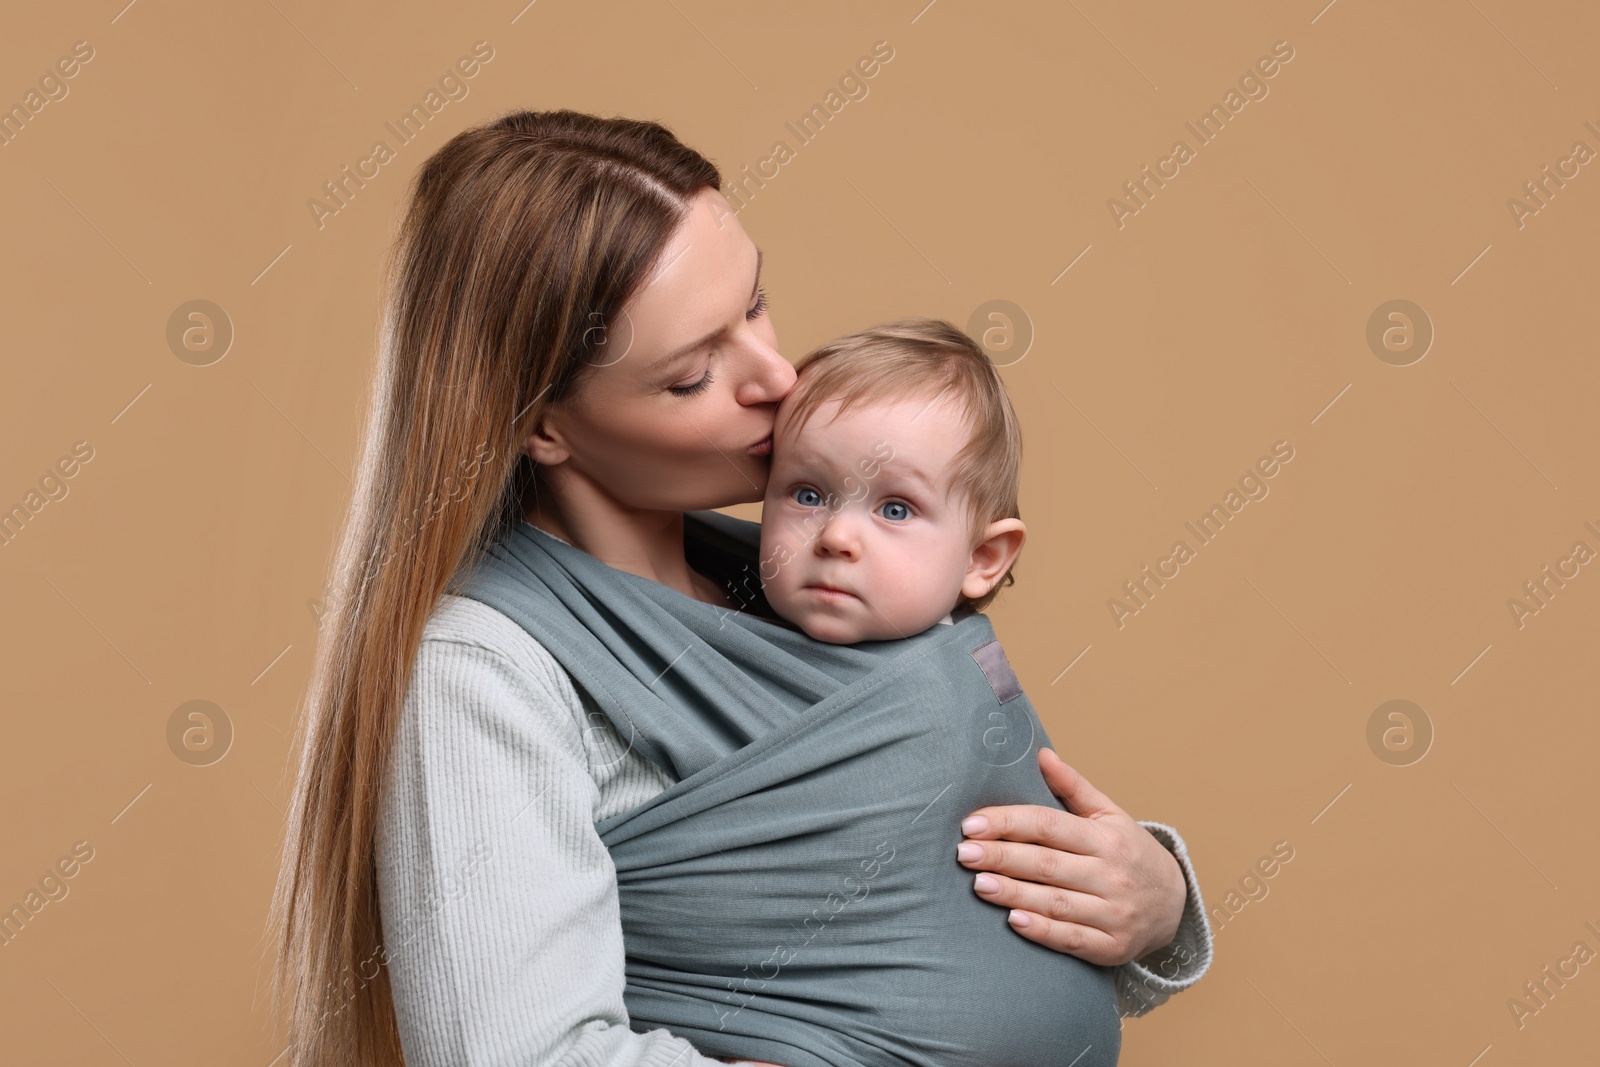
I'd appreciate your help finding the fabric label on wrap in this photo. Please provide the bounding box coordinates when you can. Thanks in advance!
[969,638,1023,704]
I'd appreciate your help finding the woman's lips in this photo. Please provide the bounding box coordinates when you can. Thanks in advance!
[747,433,773,456]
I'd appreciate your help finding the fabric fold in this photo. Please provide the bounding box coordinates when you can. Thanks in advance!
[451,511,1121,1067]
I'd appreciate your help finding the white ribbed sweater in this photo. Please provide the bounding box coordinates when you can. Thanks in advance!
[375,593,1212,1067]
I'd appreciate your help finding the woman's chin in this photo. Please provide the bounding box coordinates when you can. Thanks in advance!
[689,467,770,509]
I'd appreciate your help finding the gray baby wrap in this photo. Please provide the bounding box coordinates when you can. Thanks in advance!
[452,511,1121,1067]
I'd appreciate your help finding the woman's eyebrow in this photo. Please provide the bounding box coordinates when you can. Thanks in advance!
[652,248,764,371]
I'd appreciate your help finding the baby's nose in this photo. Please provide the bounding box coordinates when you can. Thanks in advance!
[816,518,860,557]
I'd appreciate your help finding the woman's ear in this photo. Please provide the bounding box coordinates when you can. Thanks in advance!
[961,518,1026,600]
[522,408,572,466]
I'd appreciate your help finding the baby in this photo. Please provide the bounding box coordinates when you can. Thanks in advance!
[718,318,1038,1067]
[756,317,1027,644]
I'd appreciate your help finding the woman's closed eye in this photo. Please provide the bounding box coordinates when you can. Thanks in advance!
[667,288,770,398]
[669,370,715,398]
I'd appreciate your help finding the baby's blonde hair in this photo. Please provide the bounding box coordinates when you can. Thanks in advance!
[783,317,1023,615]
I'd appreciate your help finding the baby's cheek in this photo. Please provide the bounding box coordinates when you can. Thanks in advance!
[878,560,951,633]
[757,552,805,622]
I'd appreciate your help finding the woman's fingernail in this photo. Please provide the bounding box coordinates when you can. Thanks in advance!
[961,816,988,835]
[974,873,1000,894]
[1008,909,1031,928]
[957,841,984,863]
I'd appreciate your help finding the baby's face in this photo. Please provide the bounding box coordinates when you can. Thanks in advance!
[758,391,981,643]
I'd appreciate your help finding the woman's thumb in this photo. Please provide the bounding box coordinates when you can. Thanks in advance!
[1039,747,1120,817]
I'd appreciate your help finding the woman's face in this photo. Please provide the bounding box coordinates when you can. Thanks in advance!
[528,187,795,512]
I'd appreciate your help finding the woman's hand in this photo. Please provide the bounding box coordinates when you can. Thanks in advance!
[957,747,1186,966]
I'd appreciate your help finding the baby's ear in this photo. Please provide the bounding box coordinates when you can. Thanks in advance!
[961,518,1026,599]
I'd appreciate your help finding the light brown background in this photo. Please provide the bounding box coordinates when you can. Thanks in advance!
[2,1,1596,1063]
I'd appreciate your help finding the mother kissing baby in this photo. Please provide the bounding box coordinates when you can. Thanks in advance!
[270,108,1212,1067]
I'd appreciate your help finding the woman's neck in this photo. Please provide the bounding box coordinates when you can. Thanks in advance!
[524,484,734,608]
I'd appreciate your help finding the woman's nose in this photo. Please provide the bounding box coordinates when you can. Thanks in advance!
[739,337,796,405]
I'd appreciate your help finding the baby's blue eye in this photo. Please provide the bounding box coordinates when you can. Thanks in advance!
[792,486,823,507]
[879,501,911,522]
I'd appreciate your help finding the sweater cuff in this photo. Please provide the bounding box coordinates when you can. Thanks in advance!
[1115,820,1213,1018]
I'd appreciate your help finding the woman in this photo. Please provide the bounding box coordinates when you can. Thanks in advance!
[268,109,1211,1067]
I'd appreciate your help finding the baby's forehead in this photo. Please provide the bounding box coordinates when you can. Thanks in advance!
[786,389,966,436]
[784,392,970,482]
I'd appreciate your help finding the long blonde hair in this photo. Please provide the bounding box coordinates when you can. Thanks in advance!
[266,108,722,1066]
